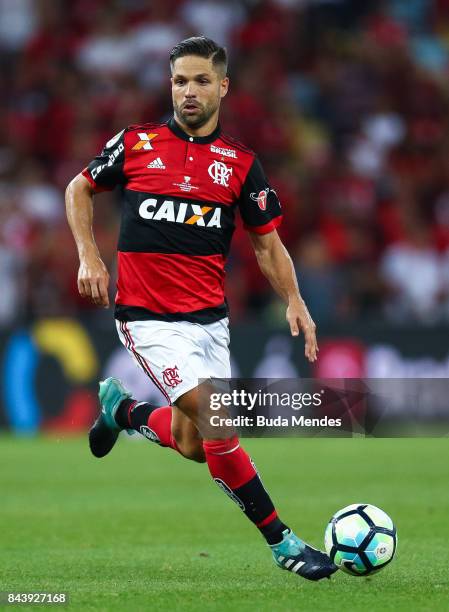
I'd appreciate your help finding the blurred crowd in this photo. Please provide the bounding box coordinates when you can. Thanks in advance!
[2,0,449,327]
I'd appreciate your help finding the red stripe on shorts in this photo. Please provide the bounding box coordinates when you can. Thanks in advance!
[121,321,171,404]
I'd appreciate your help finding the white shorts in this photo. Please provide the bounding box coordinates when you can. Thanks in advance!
[116,318,231,404]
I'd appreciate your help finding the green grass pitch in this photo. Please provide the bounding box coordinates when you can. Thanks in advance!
[1,435,448,611]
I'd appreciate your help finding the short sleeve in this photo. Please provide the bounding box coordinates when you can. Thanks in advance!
[82,129,126,192]
[238,157,283,234]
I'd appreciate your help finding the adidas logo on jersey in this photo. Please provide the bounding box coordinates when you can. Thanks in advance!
[147,157,166,170]
[139,197,221,228]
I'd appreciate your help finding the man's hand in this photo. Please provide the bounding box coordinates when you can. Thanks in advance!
[286,298,318,363]
[78,253,110,308]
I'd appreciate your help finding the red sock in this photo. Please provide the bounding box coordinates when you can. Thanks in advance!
[119,401,179,453]
[203,437,256,487]
[203,436,288,544]
[147,406,179,452]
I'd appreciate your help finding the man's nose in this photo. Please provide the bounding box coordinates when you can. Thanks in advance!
[185,83,196,97]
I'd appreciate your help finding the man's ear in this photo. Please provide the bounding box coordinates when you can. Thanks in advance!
[220,77,229,99]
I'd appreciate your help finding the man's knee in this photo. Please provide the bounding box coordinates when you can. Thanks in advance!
[171,422,205,463]
[175,436,206,463]
[172,394,206,462]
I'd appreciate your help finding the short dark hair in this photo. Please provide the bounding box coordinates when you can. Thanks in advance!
[170,36,228,76]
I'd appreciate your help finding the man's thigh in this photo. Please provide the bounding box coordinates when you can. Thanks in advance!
[202,318,231,379]
[116,319,203,404]
[117,318,231,441]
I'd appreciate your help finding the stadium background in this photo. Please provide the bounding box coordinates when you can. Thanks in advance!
[1,2,449,610]
[1,0,449,431]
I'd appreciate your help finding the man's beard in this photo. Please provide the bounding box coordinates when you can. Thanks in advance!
[174,100,218,129]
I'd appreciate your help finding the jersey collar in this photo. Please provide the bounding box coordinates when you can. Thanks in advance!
[167,116,221,144]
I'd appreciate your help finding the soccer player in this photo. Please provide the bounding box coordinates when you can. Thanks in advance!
[66,36,337,581]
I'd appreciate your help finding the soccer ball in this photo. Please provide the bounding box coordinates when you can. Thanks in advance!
[324,503,397,576]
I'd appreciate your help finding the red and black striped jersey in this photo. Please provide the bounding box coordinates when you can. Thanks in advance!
[82,117,282,324]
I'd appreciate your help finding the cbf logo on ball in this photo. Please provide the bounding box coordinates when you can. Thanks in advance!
[208,161,233,187]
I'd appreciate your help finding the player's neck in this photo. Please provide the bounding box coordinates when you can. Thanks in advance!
[174,114,219,138]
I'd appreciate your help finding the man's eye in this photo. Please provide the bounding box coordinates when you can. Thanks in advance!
[199,80,209,85]
[175,80,185,85]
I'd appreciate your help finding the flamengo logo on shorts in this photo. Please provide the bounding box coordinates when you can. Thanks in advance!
[138,197,222,228]
[208,161,233,187]
[162,366,182,388]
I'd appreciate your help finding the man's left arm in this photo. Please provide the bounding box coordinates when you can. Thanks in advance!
[237,155,317,361]
[249,230,318,363]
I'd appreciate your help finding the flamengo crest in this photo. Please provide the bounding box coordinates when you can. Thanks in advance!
[162,366,182,388]
[208,160,233,187]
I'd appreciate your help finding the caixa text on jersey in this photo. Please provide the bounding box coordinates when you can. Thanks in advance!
[139,198,222,228]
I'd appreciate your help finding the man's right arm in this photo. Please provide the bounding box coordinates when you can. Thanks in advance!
[66,128,126,308]
[65,173,110,308]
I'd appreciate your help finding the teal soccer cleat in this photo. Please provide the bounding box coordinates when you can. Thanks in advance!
[89,377,132,458]
[271,529,338,581]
